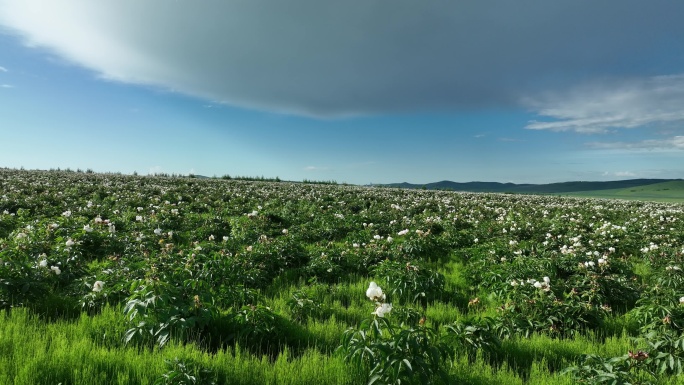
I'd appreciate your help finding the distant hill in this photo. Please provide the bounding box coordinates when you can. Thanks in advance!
[377,179,680,194]
[568,180,684,203]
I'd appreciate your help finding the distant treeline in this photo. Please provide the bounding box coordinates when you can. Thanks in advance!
[5,167,344,185]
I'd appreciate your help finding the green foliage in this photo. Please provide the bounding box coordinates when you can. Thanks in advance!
[339,317,454,385]
[372,260,445,306]
[561,354,637,385]
[154,357,216,385]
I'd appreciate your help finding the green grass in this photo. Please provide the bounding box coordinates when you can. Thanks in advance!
[560,180,684,203]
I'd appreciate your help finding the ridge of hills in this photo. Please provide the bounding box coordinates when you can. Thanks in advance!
[376,179,681,194]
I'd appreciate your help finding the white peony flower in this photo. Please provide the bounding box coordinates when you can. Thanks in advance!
[366,282,385,302]
[92,281,104,292]
[51,266,61,275]
[372,303,393,318]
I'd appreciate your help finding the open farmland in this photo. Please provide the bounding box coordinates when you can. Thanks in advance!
[2,168,684,384]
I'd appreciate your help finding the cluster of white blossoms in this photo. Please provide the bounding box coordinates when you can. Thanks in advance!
[511,276,551,291]
[641,243,659,253]
[366,282,392,318]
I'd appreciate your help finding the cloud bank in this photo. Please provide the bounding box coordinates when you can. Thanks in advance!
[0,0,683,117]
[587,136,684,152]
[525,75,684,133]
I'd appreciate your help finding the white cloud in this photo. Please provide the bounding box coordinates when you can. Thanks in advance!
[525,75,684,133]
[603,171,636,177]
[1,84,13,88]
[0,66,7,72]
[586,136,684,152]
[1,0,682,117]
[305,166,329,171]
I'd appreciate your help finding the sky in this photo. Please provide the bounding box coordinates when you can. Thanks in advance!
[1,0,684,185]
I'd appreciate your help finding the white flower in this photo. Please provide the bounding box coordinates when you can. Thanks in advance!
[62,210,71,217]
[39,259,48,268]
[543,276,550,284]
[386,236,393,243]
[154,228,162,235]
[680,297,684,304]
[598,258,607,266]
[366,282,385,302]
[397,229,409,236]
[136,215,143,222]
[83,224,93,233]
[223,236,229,242]
[373,235,381,240]
[533,281,543,289]
[372,303,393,318]
[15,233,27,239]
[92,281,104,292]
[510,280,518,287]
[51,266,61,275]
[94,216,103,224]
[282,229,288,235]
[353,243,360,248]
[474,238,479,243]
[209,234,215,241]
[65,239,75,247]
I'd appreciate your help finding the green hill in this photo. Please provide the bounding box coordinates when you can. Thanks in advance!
[565,180,684,203]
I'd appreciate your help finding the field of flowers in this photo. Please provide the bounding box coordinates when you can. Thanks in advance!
[2,168,684,385]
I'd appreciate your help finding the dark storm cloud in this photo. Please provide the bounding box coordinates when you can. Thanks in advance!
[1,0,682,117]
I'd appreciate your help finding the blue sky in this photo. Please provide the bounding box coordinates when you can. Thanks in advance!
[1,1,683,185]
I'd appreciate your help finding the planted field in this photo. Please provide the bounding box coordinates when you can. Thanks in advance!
[2,168,684,384]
